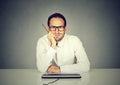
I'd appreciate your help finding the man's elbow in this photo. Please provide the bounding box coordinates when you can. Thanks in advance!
[85,63,90,72]
[81,63,90,73]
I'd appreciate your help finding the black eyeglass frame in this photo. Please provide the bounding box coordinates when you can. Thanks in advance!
[49,26,65,31]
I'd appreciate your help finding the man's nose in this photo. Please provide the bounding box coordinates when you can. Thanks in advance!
[55,28,59,33]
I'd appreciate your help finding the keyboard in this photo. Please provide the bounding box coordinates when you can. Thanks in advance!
[42,73,81,78]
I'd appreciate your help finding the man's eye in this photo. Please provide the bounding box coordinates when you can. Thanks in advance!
[53,26,56,28]
[51,28,55,30]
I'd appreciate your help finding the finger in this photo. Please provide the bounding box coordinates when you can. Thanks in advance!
[52,66,60,73]
[48,66,60,73]
[47,65,55,73]
[47,66,53,72]
[48,32,54,39]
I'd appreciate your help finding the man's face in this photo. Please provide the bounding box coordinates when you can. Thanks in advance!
[49,17,66,41]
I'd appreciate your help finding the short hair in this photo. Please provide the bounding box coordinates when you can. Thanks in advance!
[47,13,66,27]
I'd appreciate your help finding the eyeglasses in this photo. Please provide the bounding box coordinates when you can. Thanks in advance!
[49,26,65,31]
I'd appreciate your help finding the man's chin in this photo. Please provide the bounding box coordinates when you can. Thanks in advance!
[55,38,60,41]
[55,38,61,42]
[55,36,64,42]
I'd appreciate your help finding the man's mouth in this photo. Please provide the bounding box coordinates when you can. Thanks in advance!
[55,34,59,37]
[54,34,60,39]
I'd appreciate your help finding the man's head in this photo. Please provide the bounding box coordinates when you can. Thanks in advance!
[47,13,67,41]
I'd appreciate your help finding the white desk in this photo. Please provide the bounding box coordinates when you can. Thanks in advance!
[0,69,120,85]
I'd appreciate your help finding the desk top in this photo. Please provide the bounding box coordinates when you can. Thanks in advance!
[0,69,120,85]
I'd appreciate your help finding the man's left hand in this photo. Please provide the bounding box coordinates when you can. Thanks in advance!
[47,65,61,73]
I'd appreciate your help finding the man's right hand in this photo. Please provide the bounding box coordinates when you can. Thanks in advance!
[47,31,56,48]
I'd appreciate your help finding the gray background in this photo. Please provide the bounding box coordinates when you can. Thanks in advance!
[0,0,120,69]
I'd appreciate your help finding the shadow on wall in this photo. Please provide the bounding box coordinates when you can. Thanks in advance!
[0,0,120,69]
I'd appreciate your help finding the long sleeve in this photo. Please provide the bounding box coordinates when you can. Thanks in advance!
[36,36,56,72]
[60,36,90,74]
[36,34,90,74]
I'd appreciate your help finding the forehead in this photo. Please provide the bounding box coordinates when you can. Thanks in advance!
[50,18,64,26]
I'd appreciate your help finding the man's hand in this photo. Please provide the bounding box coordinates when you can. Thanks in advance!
[47,31,57,48]
[47,65,61,73]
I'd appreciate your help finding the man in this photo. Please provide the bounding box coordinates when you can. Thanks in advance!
[36,13,90,73]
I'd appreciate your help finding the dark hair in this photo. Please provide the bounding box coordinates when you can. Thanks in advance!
[47,13,66,27]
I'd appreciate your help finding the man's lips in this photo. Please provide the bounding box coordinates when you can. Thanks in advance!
[54,34,60,36]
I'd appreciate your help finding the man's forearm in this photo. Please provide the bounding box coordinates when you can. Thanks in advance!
[60,63,90,73]
[36,47,56,72]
